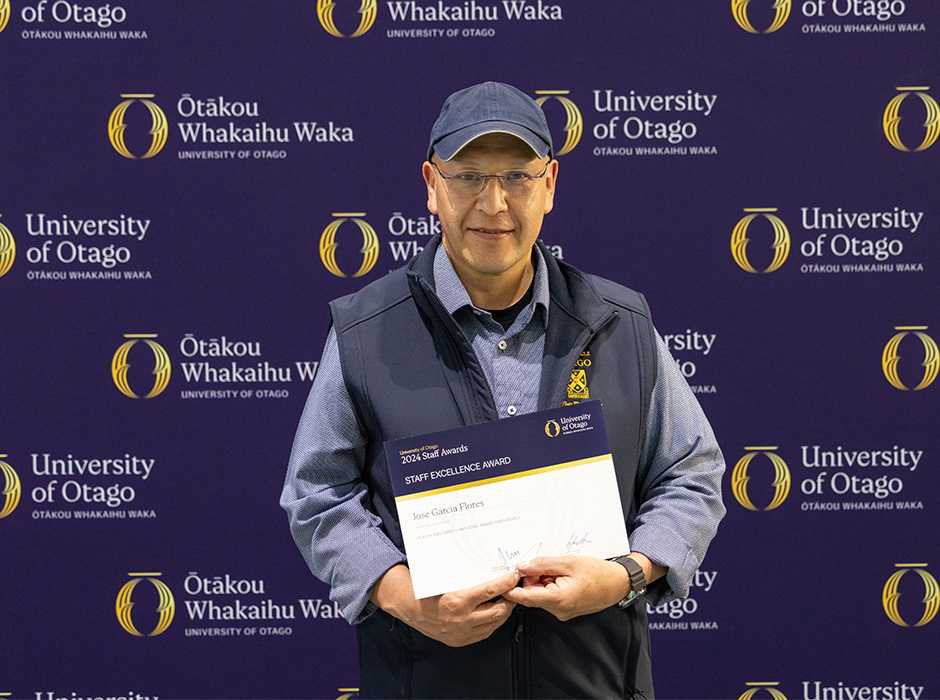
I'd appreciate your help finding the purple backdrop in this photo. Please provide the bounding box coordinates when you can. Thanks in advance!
[1,2,938,699]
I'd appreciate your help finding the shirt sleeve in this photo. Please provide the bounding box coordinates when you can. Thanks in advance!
[628,332,726,606]
[279,327,407,624]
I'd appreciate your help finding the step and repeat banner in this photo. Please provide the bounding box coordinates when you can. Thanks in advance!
[1,2,937,699]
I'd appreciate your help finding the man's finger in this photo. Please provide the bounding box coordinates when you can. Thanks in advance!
[476,595,516,621]
[466,570,522,604]
[502,583,554,606]
[515,555,573,576]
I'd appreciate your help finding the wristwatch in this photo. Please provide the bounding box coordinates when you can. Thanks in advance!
[611,556,647,609]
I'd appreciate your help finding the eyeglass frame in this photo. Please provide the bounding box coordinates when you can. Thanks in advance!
[428,159,553,197]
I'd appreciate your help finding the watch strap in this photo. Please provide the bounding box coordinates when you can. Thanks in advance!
[611,556,647,609]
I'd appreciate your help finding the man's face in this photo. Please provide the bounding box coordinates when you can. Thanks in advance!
[423,133,557,289]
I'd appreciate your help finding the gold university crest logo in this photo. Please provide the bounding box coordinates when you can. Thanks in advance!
[738,683,788,700]
[884,87,939,153]
[534,91,583,156]
[732,447,791,511]
[0,216,14,277]
[109,94,168,159]
[112,334,172,399]
[732,209,790,273]
[320,213,379,278]
[568,371,589,399]
[0,0,10,34]
[883,564,939,627]
[1,456,21,519]
[567,351,592,400]
[732,0,791,34]
[317,0,377,37]
[116,573,176,636]
[882,326,938,391]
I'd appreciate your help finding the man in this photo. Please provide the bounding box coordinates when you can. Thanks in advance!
[281,81,725,699]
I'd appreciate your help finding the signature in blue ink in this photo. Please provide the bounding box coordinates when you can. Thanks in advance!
[497,542,542,570]
[564,532,592,551]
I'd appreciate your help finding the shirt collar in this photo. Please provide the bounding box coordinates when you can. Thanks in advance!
[433,240,550,329]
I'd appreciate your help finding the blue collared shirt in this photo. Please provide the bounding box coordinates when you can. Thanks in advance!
[433,242,549,418]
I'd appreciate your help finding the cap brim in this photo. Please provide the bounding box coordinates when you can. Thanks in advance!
[431,122,551,161]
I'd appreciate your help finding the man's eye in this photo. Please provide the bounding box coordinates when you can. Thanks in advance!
[504,172,529,181]
[455,173,482,182]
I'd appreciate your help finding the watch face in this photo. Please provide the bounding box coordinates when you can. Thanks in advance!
[617,590,641,609]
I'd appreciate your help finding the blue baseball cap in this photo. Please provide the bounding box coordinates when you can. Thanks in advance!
[428,81,553,161]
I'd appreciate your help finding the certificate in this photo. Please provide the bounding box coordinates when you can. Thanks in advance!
[385,401,630,599]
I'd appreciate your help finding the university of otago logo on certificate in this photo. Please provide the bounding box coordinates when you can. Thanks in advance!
[731,447,791,511]
[320,213,379,278]
[534,90,582,156]
[109,94,168,159]
[883,564,939,628]
[884,87,939,153]
[317,0,377,37]
[1,456,21,519]
[0,216,14,278]
[732,0,791,34]
[882,326,938,391]
[116,573,176,636]
[738,682,788,700]
[112,334,172,399]
[731,209,790,274]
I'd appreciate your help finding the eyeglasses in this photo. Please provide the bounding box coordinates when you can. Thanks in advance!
[430,160,551,197]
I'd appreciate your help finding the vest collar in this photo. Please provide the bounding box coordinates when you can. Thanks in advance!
[405,234,616,335]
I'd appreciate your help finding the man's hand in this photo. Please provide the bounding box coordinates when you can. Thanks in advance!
[500,555,631,621]
[371,564,521,647]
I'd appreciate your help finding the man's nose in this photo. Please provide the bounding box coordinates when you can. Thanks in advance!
[476,176,509,214]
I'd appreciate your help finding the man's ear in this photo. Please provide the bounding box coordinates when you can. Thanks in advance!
[542,158,559,215]
[423,161,439,215]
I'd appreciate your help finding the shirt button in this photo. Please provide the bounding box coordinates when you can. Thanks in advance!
[497,340,508,351]
[507,406,517,416]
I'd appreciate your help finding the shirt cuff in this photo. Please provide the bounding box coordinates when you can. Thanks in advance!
[628,523,700,606]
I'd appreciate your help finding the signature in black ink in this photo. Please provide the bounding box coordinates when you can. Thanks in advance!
[497,542,542,570]
[564,532,592,551]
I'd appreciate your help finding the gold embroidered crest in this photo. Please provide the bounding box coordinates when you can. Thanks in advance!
[568,369,589,399]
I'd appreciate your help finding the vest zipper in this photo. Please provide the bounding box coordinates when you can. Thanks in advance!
[511,606,527,698]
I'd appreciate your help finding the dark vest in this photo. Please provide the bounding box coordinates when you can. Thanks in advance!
[331,238,658,699]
